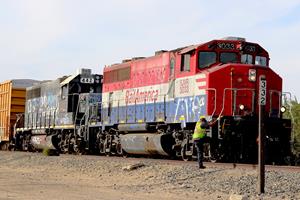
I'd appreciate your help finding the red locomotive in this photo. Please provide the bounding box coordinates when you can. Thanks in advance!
[100,36,291,163]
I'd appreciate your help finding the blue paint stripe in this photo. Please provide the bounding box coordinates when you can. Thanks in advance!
[102,95,206,125]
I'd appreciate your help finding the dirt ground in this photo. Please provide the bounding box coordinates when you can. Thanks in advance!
[0,152,218,200]
[0,167,196,200]
[0,151,299,200]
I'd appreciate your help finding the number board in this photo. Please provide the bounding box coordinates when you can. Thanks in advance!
[243,45,256,52]
[80,77,94,84]
[259,79,267,105]
[217,43,235,50]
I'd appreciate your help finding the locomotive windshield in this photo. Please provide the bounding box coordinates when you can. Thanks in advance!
[255,56,267,66]
[241,54,267,66]
[220,52,238,63]
[198,51,217,68]
[241,54,253,64]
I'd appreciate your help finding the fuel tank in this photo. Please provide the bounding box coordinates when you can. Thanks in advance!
[120,133,174,156]
[118,123,148,132]
[30,135,56,150]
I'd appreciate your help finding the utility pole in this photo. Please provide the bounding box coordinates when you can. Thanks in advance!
[258,75,266,194]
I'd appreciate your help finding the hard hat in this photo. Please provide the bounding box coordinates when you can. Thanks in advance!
[199,116,206,120]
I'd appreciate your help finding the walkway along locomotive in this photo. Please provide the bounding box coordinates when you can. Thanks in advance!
[12,37,292,164]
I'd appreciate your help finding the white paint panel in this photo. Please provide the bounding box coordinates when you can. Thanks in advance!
[102,73,207,108]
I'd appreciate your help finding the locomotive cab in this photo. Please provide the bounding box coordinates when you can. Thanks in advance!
[193,38,290,163]
[59,68,102,126]
[178,37,283,119]
[174,37,291,163]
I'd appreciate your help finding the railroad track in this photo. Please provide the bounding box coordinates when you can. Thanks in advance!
[58,153,300,172]
[2,149,299,171]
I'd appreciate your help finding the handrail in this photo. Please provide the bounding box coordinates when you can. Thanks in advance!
[164,95,166,121]
[102,92,221,124]
[72,93,80,134]
[134,99,137,122]
[282,92,295,143]
[36,112,38,129]
[48,109,51,129]
[101,94,169,124]
[144,99,146,122]
[269,90,281,118]
[13,113,24,137]
[206,88,217,117]
[53,108,57,128]
[218,88,255,119]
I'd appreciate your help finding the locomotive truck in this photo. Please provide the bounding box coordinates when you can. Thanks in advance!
[10,37,291,164]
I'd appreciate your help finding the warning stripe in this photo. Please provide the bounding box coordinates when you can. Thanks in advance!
[196,75,207,90]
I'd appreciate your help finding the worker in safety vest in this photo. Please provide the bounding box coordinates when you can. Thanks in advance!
[193,116,218,169]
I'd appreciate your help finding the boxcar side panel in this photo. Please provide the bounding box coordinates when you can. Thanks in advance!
[1,80,40,142]
[0,81,12,142]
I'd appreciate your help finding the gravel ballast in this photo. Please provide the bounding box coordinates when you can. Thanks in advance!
[0,151,299,200]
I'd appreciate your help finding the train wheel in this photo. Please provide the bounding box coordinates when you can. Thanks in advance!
[60,139,69,154]
[105,141,112,156]
[122,151,128,158]
[99,141,105,154]
[206,143,218,163]
[70,138,80,154]
[116,143,123,156]
[1,142,9,150]
[181,144,191,161]
[283,156,293,166]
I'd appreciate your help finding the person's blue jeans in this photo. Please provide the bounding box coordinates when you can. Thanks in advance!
[194,139,204,167]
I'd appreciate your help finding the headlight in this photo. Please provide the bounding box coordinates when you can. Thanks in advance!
[280,106,286,113]
[239,104,245,110]
[248,69,256,82]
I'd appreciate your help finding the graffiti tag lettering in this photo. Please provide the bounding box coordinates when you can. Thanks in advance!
[179,79,189,94]
[125,89,159,104]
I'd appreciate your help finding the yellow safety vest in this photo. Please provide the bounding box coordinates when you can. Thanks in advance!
[193,121,206,139]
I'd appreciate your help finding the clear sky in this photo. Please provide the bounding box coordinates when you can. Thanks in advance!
[0,0,299,100]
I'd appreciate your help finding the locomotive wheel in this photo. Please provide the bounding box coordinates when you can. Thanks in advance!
[59,135,70,154]
[283,156,292,166]
[204,143,217,163]
[21,136,28,151]
[116,143,123,156]
[99,141,105,154]
[181,144,191,161]
[1,143,9,150]
[105,141,112,156]
[70,138,80,154]
[122,151,128,158]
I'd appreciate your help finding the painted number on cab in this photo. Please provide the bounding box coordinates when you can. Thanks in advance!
[80,78,94,84]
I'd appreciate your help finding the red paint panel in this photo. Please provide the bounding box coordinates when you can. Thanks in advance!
[103,53,171,93]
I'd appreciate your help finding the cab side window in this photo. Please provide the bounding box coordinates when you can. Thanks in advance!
[170,58,175,76]
[61,85,68,100]
[181,54,190,72]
